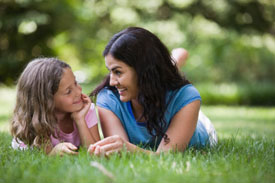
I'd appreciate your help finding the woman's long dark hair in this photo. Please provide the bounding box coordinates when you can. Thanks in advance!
[91,27,190,143]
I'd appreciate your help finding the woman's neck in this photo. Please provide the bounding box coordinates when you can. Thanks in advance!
[131,99,145,122]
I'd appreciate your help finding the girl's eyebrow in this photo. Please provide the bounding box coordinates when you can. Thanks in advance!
[64,79,76,90]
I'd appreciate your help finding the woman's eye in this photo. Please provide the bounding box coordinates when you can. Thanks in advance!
[115,71,121,76]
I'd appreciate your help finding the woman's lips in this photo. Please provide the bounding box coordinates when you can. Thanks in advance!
[117,88,127,95]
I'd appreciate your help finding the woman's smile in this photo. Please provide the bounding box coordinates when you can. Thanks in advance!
[117,88,127,95]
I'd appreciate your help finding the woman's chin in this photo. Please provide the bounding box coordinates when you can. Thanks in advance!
[119,96,130,103]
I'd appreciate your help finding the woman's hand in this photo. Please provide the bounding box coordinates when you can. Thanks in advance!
[88,135,126,156]
[49,142,78,156]
[71,94,91,123]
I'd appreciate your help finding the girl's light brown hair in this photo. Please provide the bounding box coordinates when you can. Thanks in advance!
[11,57,70,147]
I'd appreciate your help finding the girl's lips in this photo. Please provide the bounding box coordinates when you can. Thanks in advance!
[73,99,82,104]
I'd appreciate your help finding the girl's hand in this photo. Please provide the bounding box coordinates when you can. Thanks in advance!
[88,135,126,156]
[71,94,91,122]
[49,142,78,156]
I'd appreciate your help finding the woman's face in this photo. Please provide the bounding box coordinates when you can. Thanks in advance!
[105,54,139,102]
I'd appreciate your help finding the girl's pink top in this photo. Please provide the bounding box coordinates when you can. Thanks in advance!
[50,103,98,147]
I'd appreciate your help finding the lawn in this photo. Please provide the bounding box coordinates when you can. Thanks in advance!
[0,86,274,183]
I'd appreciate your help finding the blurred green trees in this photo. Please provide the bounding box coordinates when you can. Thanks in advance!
[0,0,275,104]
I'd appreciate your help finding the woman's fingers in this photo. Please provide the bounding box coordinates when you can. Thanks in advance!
[94,145,101,156]
[99,142,123,153]
[92,145,120,157]
[88,136,125,156]
[88,144,96,154]
[91,135,121,147]
[88,136,118,154]
[105,149,120,156]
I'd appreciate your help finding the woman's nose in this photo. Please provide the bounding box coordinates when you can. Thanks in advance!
[109,74,118,86]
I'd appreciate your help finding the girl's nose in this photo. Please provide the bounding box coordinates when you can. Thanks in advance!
[76,84,82,96]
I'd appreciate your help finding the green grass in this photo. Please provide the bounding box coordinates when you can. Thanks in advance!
[197,82,275,106]
[0,86,274,183]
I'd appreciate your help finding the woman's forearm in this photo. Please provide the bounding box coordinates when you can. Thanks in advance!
[124,141,158,155]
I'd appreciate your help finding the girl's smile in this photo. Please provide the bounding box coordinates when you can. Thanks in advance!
[73,98,83,104]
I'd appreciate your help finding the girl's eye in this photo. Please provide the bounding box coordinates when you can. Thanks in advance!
[75,81,78,86]
[66,90,71,95]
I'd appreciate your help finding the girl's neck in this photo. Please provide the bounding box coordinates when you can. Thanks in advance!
[55,111,71,121]
[131,99,145,122]
[54,111,74,134]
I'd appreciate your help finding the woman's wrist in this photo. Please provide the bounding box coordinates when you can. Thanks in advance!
[125,141,156,155]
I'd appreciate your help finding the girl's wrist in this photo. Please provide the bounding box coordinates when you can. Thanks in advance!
[71,113,85,122]
[74,118,86,125]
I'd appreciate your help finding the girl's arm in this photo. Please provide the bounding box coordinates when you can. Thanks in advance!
[88,100,200,155]
[72,94,100,148]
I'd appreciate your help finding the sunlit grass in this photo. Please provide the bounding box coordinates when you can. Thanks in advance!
[0,85,274,183]
[0,86,16,132]
[202,106,275,138]
[0,132,274,183]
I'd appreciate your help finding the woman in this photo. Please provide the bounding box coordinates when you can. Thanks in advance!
[89,27,217,155]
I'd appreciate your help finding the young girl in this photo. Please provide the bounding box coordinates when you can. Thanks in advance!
[11,58,100,155]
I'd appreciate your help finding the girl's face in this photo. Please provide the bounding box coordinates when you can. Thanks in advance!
[54,68,83,114]
[105,54,138,102]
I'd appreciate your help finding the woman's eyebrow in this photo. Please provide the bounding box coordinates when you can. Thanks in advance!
[110,66,122,71]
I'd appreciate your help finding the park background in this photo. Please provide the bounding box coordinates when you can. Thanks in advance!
[0,0,274,183]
